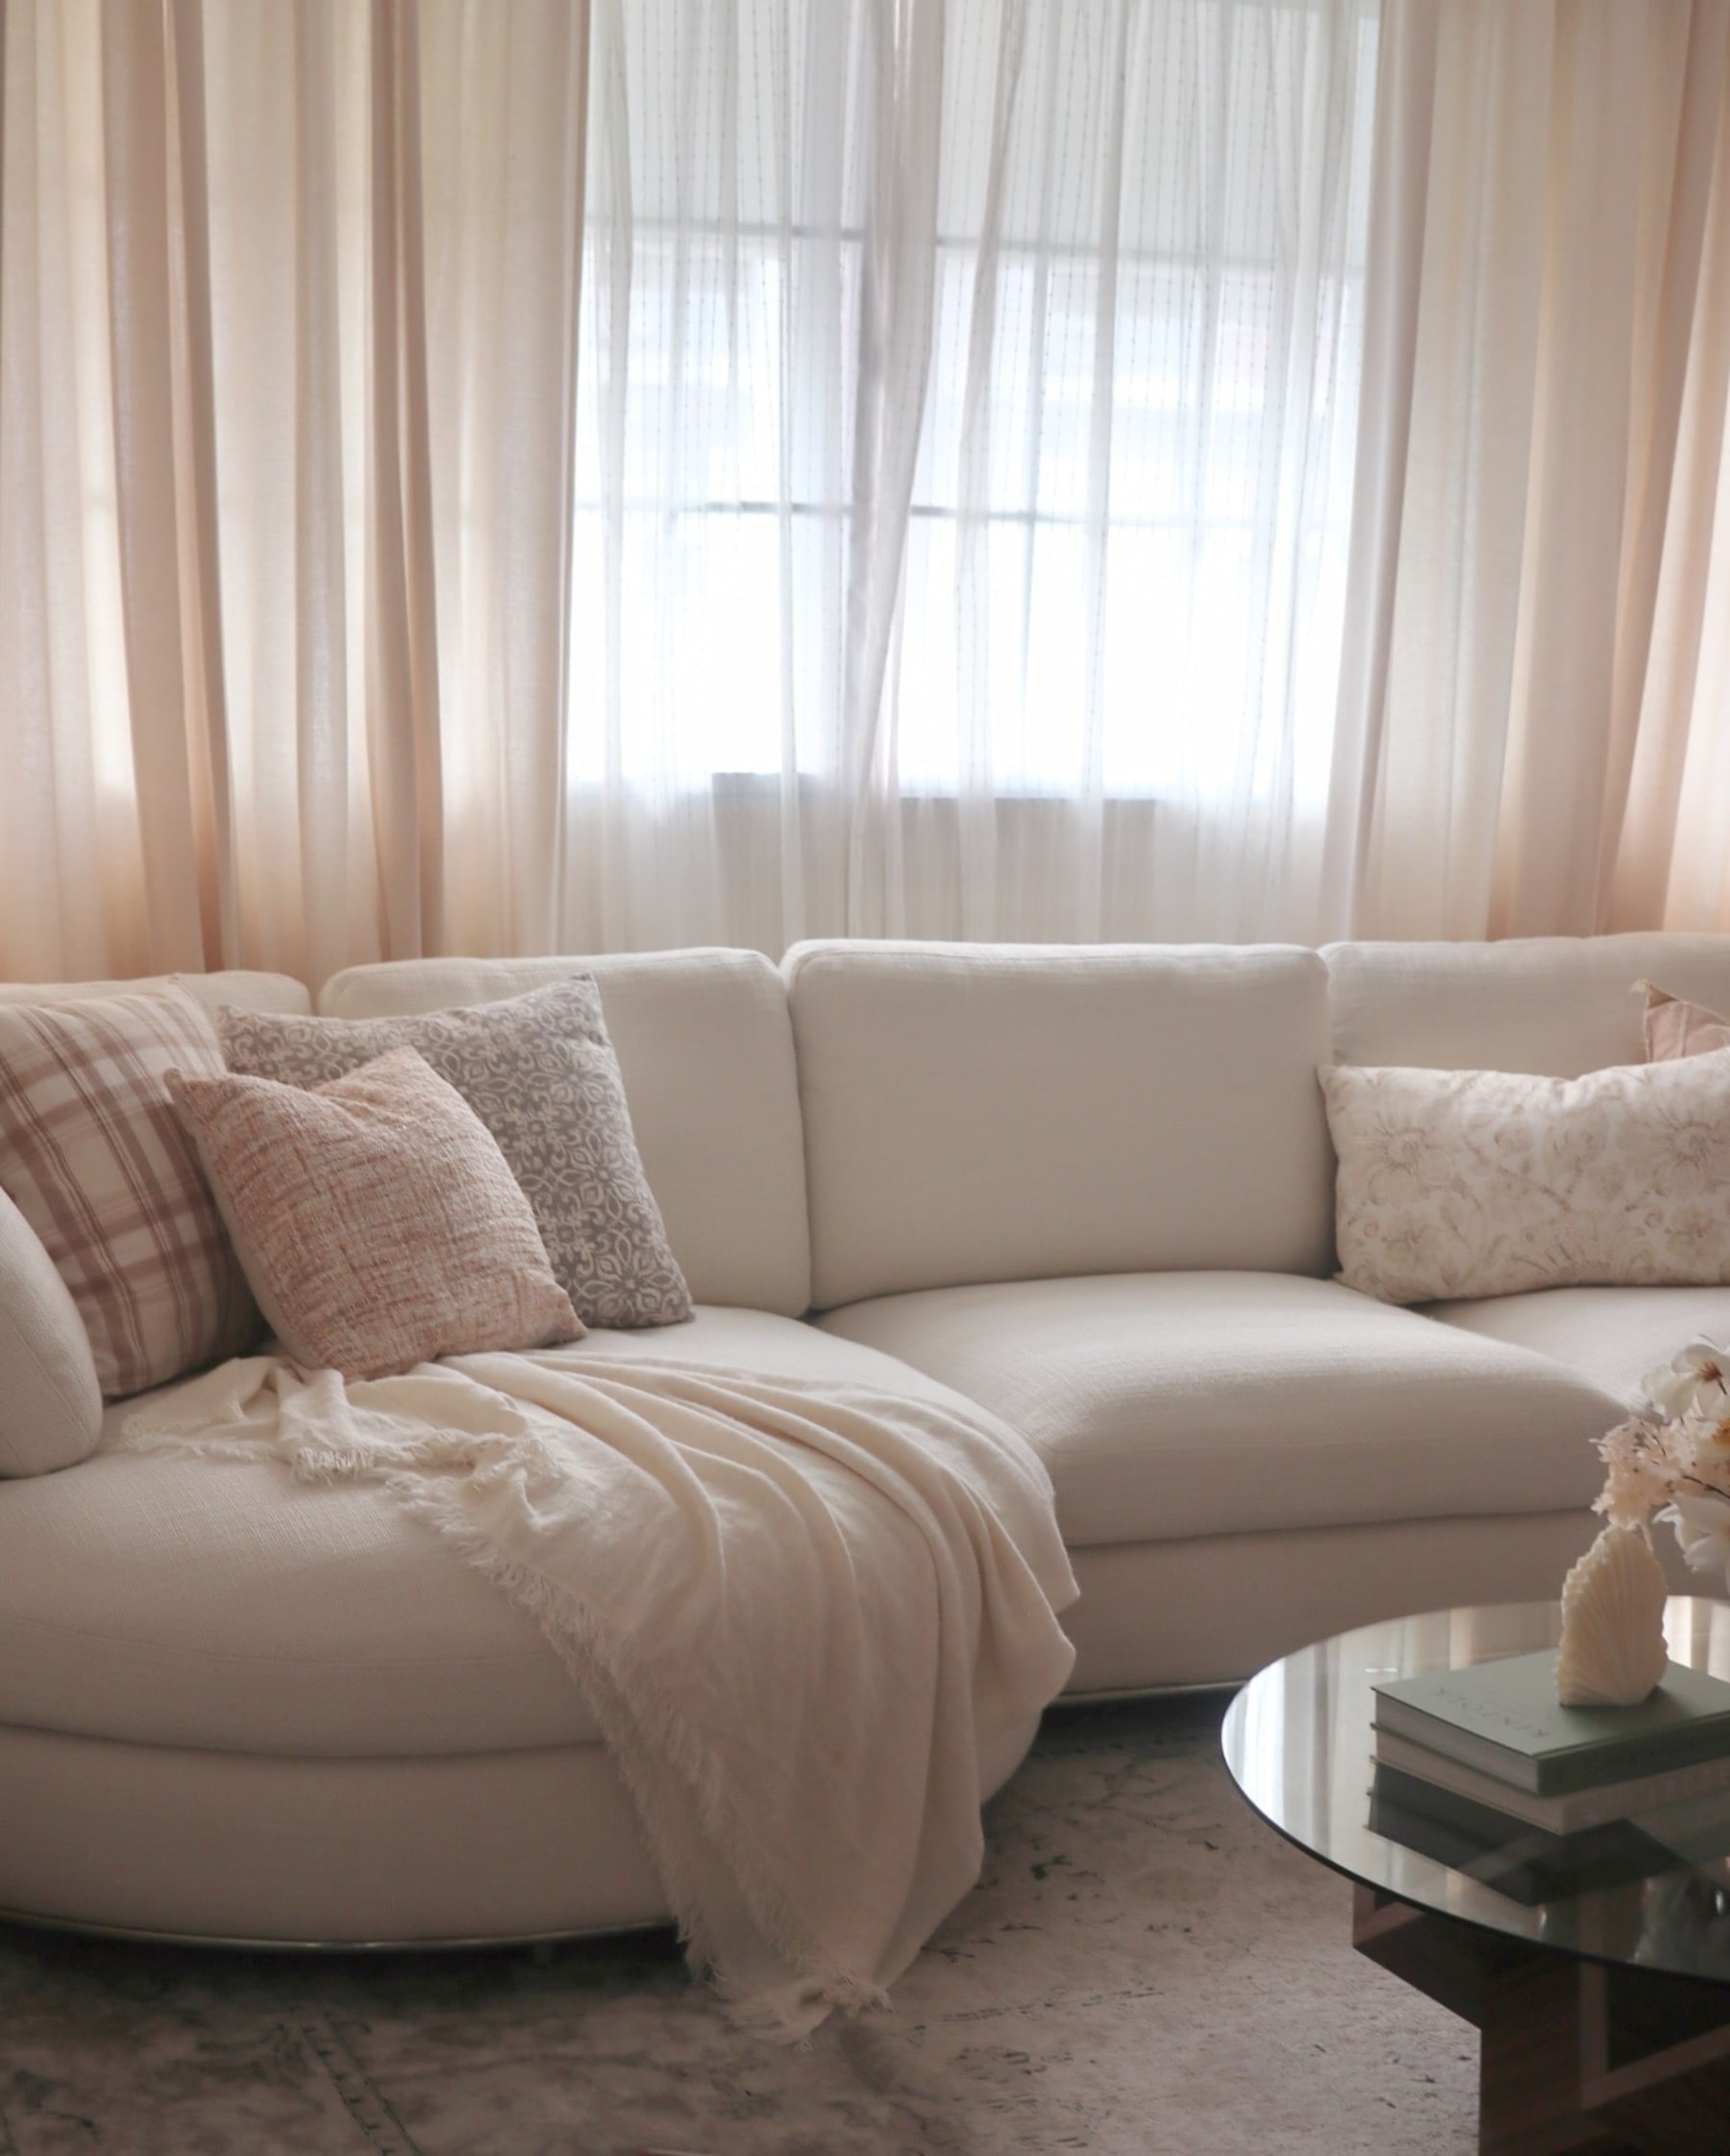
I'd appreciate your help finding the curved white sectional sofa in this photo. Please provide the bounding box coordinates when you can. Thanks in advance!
[5,931,1730,1946]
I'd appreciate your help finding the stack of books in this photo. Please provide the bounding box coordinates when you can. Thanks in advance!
[1373,1650,1730,1833]
[1368,1650,1730,1900]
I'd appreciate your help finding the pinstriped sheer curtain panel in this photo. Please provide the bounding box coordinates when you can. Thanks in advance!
[0,0,589,986]
[1335,0,1730,942]
[0,0,1377,977]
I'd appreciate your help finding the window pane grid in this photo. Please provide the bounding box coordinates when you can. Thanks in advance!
[571,0,1376,797]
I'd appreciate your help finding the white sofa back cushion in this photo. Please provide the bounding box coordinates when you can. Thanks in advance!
[785,940,1336,1310]
[1324,934,1730,1076]
[0,972,310,1020]
[315,952,811,1316]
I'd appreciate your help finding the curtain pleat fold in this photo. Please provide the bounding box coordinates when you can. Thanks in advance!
[164,0,237,969]
[1607,37,1730,934]
[100,0,205,969]
[365,0,443,959]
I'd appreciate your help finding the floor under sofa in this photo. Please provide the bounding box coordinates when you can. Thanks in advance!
[0,1692,1477,2156]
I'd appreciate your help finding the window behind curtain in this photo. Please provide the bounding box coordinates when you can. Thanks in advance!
[568,0,1376,946]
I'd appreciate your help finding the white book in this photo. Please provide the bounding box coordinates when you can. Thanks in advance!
[1372,1724,1730,1836]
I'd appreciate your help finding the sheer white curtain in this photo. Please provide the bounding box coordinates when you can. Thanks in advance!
[568,0,1379,951]
[1337,0,1730,940]
[0,0,586,987]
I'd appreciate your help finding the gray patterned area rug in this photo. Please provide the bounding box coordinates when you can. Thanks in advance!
[0,1697,1476,2154]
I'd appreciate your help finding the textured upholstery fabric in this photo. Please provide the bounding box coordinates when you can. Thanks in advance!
[317,951,810,1316]
[0,1448,592,1756]
[0,1308,970,1758]
[0,1188,103,1475]
[18,934,1730,1956]
[1060,1511,1670,1695]
[818,1272,1623,1549]
[1643,982,1730,1061]
[786,941,1336,1309]
[1322,1050,1730,1303]
[169,1050,580,1380]
[1427,1285,1730,1412]
[0,1522,1646,1946]
[0,985,259,1397]
[0,1707,1042,1945]
[0,1729,664,1944]
[556,1301,980,1410]
[220,980,691,1329]
[1322,933,1730,1077]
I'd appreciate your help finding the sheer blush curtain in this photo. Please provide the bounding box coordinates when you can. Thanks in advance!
[1336,0,1730,941]
[569,0,1378,952]
[13,1,1730,979]
[0,0,586,987]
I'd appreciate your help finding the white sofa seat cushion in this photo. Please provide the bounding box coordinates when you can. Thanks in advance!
[0,1447,588,1758]
[818,1273,1624,1549]
[786,940,1336,1309]
[0,1308,969,1760]
[316,951,809,1317]
[1427,1287,1730,1412]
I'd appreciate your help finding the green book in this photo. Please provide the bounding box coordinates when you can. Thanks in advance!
[1372,1651,1730,1797]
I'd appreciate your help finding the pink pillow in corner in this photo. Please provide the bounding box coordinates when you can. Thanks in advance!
[1641,981,1730,1062]
[167,1047,581,1381]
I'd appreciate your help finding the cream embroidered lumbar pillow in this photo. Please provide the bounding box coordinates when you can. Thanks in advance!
[168,1047,582,1381]
[1322,1047,1730,1304]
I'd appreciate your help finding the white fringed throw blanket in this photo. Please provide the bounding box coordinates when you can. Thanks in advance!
[119,1351,1077,2037]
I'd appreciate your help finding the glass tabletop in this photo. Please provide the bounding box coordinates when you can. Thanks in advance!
[1221,1598,1730,1987]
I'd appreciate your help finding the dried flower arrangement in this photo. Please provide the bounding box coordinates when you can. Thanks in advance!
[1541,1340,1730,1708]
[1594,1338,1730,1577]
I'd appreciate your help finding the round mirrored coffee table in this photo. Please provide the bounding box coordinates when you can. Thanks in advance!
[1223,1599,1730,2156]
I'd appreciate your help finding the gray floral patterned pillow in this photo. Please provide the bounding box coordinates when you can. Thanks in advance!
[219,979,692,1329]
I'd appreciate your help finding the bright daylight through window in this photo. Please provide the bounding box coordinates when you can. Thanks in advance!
[568,0,1377,815]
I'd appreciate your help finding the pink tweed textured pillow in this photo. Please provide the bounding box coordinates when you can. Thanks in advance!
[1642,981,1730,1062]
[167,1048,581,1380]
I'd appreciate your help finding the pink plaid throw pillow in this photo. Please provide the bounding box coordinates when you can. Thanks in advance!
[0,985,259,1396]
